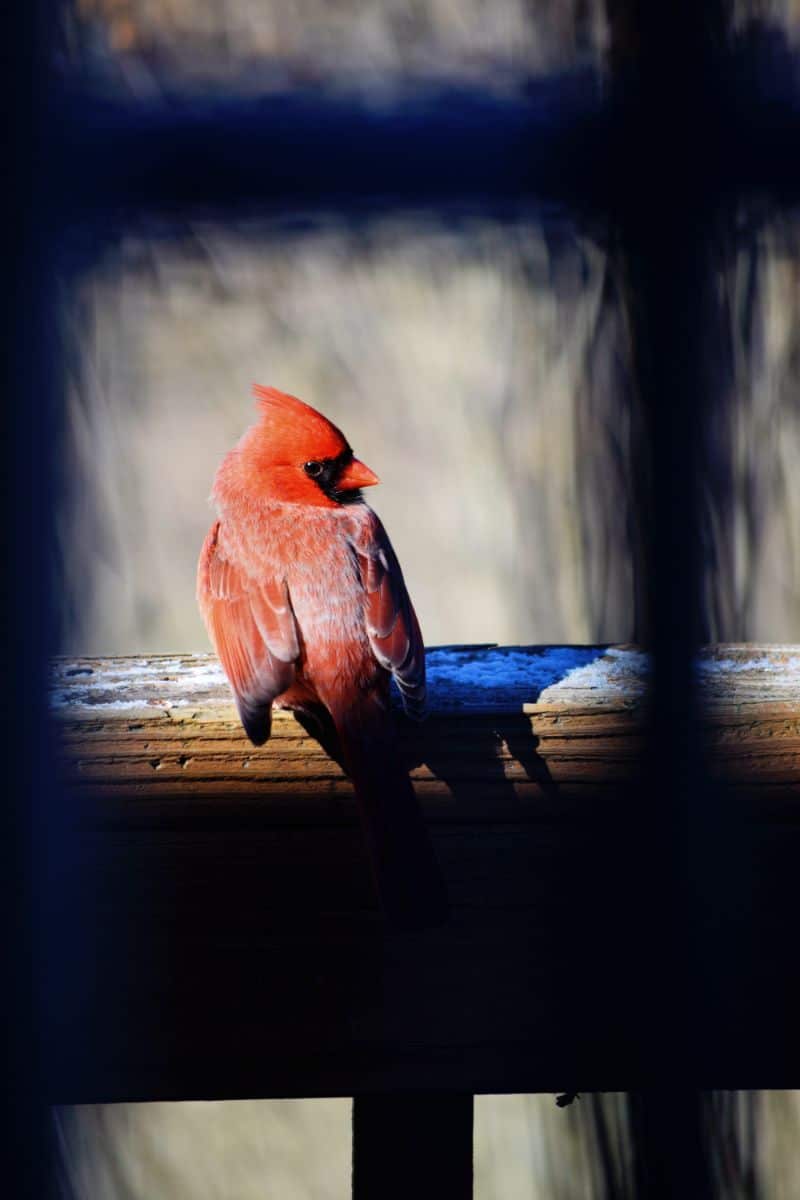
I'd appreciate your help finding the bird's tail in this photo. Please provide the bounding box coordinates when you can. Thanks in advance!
[334,699,450,930]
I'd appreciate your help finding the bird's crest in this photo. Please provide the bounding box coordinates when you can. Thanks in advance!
[253,384,320,422]
[252,384,347,458]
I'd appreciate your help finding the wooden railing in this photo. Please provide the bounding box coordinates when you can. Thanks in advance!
[47,645,800,1189]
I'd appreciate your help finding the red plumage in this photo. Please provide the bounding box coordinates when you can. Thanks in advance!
[198,385,448,927]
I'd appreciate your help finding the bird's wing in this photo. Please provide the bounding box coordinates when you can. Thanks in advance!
[197,521,300,744]
[351,512,427,719]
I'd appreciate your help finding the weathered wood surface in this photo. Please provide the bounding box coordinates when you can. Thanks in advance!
[46,645,800,1102]
[50,644,800,823]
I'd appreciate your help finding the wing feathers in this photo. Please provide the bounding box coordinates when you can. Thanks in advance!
[199,509,426,739]
[249,578,300,662]
[352,516,426,719]
[198,522,299,744]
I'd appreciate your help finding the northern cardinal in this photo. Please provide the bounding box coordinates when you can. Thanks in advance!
[198,385,448,928]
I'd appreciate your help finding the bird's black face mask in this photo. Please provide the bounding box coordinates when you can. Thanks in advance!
[304,447,363,505]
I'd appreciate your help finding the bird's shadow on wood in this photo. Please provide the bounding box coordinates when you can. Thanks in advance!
[396,708,560,816]
[392,643,614,815]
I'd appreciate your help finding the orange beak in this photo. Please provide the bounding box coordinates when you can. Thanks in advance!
[338,457,380,489]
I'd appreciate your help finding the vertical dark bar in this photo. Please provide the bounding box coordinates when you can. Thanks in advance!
[352,1093,473,1199]
[3,0,60,1195]
[616,204,715,1197]
[607,0,731,1194]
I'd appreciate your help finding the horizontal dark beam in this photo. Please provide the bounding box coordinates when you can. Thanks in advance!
[44,51,800,233]
[352,1093,473,1200]
[48,73,606,221]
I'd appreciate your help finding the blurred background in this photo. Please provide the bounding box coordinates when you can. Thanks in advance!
[54,210,800,655]
[62,0,609,96]
[56,214,637,655]
[53,8,800,658]
[51,0,800,1197]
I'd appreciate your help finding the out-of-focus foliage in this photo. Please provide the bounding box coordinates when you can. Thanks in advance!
[54,1099,351,1200]
[703,214,800,641]
[704,1091,800,1200]
[474,1093,634,1199]
[56,216,635,655]
[55,1091,800,1198]
[757,1092,800,1199]
[734,0,800,40]
[54,1094,634,1200]
[62,0,608,95]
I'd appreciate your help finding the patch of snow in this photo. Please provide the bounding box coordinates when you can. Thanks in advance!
[695,655,800,677]
[548,648,650,696]
[49,693,169,711]
[51,646,800,719]
[170,663,227,688]
[49,655,228,712]
[52,647,644,715]
[418,646,612,709]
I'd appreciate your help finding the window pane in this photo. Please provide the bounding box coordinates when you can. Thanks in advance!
[475,1093,633,1199]
[54,1099,350,1199]
[733,0,800,40]
[56,214,634,655]
[703,211,800,641]
[476,1092,800,1198]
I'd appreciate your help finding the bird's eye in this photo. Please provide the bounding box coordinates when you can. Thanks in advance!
[304,460,324,478]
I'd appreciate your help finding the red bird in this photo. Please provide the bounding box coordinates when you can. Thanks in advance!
[198,385,448,927]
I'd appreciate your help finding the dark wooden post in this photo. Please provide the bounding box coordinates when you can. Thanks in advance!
[606,2,739,1194]
[353,1093,473,1199]
[6,2,66,1194]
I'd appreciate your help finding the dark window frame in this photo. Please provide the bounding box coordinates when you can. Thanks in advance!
[9,3,800,1195]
